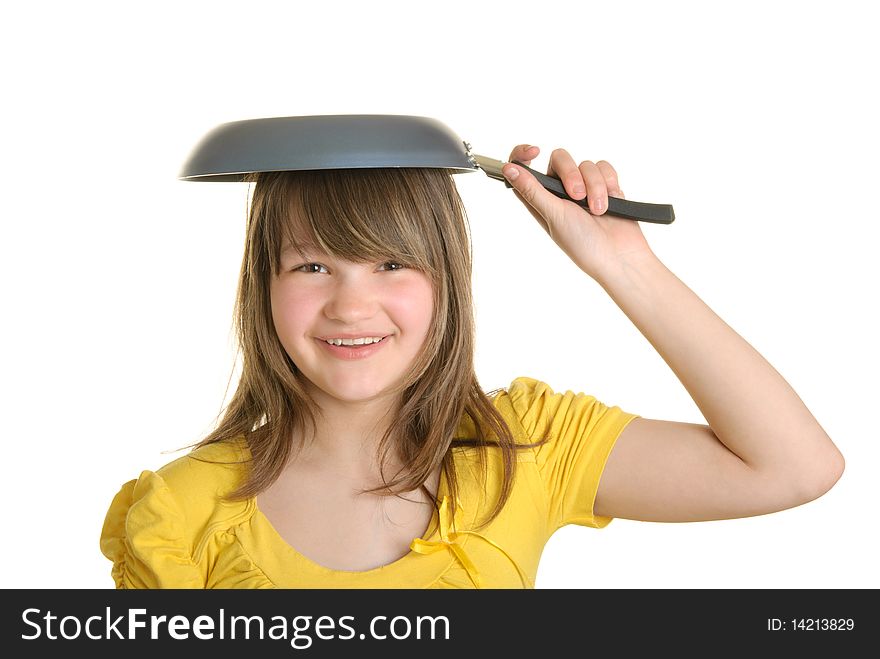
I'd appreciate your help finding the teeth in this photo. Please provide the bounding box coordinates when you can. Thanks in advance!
[324,336,385,346]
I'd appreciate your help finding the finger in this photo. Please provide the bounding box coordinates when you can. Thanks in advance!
[505,170,552,237]
[507,143,539,165]
[546,148,588,201]
[577,160,608,215]
[597,160,623,197]
[504,145,545,218]
[503,158,563,225]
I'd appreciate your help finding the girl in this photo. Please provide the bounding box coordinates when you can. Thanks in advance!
[100,143,844,589]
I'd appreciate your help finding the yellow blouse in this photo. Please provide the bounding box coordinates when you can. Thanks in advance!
[100,377,639,589]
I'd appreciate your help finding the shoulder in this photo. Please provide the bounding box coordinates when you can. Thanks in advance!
[99,437,253,587]
[454,376,559,447]
[490,376,561,437]
[456,376,576,454]
[155,437,251,505]
[497,376,552,409]
[492,376,639,468]
[498,375,626,434]
[495,377,640,530]
[142,437,253,537]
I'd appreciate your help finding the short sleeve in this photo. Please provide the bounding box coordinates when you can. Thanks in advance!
[507,377,640,531]
[99,470,204,589]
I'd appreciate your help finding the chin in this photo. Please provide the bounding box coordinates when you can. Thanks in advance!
[305,371,398,403]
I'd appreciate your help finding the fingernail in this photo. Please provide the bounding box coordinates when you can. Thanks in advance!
[573,184,586,196]
[593,197,604,213]
[503,166,519,181]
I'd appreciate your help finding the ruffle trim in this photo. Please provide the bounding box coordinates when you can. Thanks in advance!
[100,470,280,589]
[100,470,203,588]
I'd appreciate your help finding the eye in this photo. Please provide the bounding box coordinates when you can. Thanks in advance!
[293,263,328,274]
[291,261,407,274]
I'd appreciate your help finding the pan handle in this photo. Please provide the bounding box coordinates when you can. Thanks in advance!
[509,159,675,224]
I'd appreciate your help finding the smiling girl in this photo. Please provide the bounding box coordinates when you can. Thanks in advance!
[100,144,844,588]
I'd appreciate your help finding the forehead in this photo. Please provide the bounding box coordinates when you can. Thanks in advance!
[282,241,314,253]
[281,212,358,257]
[281,237,323,255]
[280,206,319,249]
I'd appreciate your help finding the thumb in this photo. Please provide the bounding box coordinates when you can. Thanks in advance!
[502,162,561,224]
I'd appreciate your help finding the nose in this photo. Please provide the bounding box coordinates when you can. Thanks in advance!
[323,274,381,323]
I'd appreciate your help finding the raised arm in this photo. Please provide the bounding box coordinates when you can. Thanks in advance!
[502,145,844,523]
[592,251,843,521]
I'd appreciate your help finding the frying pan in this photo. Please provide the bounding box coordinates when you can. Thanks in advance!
[178,114,674,224]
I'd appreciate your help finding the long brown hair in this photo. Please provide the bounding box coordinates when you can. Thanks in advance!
[192,166,549,532]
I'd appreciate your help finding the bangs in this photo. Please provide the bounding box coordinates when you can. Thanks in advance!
[258,168,448,277]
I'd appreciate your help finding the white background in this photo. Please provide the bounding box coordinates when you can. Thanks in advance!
[2,0,877,589]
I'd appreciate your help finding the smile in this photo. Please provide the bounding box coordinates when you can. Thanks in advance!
[315,335,390,360]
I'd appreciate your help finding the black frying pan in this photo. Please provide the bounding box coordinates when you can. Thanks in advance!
[178,114,674,224]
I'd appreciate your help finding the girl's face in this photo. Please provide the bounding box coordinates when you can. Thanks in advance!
[271,241,434,406]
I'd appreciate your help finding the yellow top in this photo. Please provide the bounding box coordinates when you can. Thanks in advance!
[100,377,639,589]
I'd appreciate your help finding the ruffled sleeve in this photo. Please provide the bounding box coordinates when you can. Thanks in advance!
[507,377,640,531]
[100,470,205,589]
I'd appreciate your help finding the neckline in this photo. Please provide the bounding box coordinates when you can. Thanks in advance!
[240,462,467,588]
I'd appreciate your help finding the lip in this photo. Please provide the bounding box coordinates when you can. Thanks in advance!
[316,332,391,340]
[316,335,391,360]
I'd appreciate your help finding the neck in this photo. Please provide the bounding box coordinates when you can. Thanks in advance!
[294,384,404,480]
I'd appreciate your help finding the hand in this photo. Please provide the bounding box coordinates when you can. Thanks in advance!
[503,145,656,283]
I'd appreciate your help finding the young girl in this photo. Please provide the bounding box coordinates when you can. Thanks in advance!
[100,143,844,589]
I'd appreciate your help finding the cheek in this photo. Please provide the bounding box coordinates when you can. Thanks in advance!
[389,278,434,336]
[270,285,318,335]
